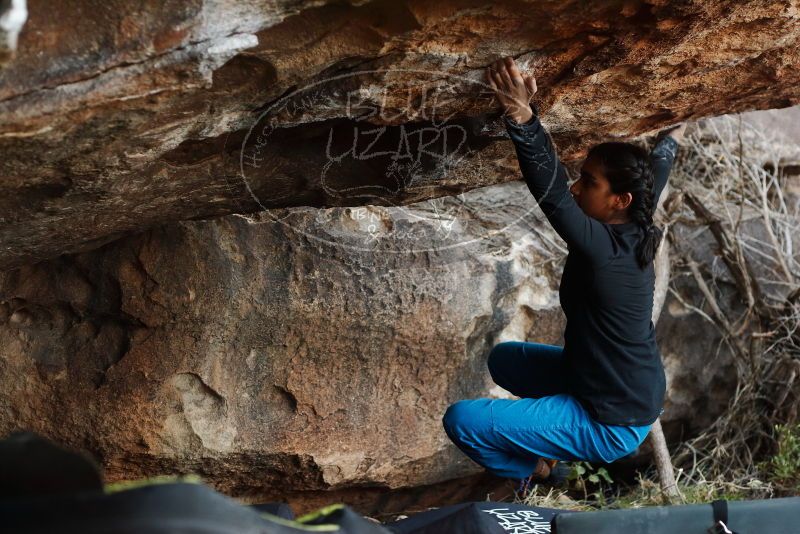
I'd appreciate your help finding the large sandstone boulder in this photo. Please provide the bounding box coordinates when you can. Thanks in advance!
[1,0,800,269]
[0,182,572,506]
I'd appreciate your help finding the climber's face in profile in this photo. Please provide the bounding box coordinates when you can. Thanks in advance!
[571,154,633,224]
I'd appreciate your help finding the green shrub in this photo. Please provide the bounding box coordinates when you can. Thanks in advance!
[758,423,800,492]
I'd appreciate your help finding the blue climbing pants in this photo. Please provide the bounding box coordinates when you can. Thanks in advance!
[442,341,653,479]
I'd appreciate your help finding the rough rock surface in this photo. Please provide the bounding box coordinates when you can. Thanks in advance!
[2,0,800,270]
[0,182,572,506]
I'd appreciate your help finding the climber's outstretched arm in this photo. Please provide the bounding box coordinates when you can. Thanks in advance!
[650,124,685,205]
[486,57,613,265]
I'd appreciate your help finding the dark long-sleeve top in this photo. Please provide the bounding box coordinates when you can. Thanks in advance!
[504,105,680,426]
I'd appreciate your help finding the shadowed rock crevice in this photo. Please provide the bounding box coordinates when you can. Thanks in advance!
[164,112,501,210]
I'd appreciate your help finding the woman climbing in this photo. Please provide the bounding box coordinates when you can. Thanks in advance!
[442,56,687,495]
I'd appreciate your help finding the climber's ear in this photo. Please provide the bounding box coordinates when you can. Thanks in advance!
[615,191,633,210]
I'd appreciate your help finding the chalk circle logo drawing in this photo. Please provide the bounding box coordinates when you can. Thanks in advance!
[239,68,542,254]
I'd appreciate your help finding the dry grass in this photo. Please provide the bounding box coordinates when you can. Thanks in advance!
[515,466,777,511]
[662,113,800,493]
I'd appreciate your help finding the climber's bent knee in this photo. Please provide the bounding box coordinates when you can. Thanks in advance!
[443,399,479,432]
[486,341,516,374]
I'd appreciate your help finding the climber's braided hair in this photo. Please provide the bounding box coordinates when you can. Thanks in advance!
[586,142,663,270]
